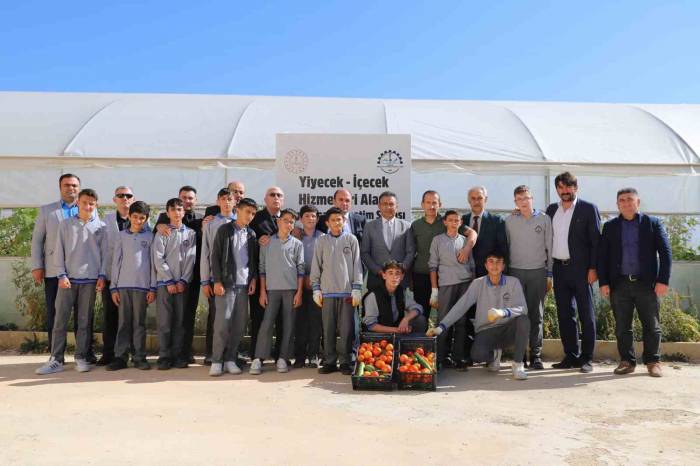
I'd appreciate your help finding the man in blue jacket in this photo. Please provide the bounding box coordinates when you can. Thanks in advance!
[598,188,671,378]
[546,172,601,373]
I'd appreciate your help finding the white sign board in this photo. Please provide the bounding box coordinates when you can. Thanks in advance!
[276,134,412,220]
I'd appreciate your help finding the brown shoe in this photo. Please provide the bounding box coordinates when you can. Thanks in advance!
[613,361,635,375]
[646,362,663,377]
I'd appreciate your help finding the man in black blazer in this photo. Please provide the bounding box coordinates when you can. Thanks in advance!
[598,188,671,377]
[546,172,601,373]
[316,189,366,245]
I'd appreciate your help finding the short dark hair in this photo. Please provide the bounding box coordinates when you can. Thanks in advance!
[78,188,98,201]
[617,187,639,198]
[513,185,531,197]
[129,201,150,217]
[236,197,257,210]
[325,206,343,218]
[421,190,440,203]
[179,185,197,195]
[554,172,577,188]
[166,198,183,210]
[59,173,81,185]
[443,209,460,220]
[378,191,397,203]
[279,208,298,221]
[217,187,232,198]
[300,205,319,217]
[381,260,405,273]
[485,250,506,262]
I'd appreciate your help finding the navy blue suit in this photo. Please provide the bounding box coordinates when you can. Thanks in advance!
[460,211,508,277]
[546,198,601,362]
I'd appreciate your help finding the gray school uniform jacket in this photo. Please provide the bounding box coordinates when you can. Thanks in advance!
[109,229,156,292]
[259,234,305,291]
[200,213,236,285]
[438,275,527,334]
[505,210,553,275]
[53,215,108,284]
[310,232,363,297]
[31,201,69,278]
[428,233,475,287]
[102,210,152,282]
[152,224,197,287]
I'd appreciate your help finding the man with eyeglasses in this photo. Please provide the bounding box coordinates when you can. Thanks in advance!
[97,186,144,366]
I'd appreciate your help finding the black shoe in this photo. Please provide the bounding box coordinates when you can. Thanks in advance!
[174,359,188,369]
[552,357,580,369]
[292,359,305,369]
[464,357,474,367]
[318,364,338,374]
[157,359,171,370]
[96,356,112,367]
[86,353,98,365]
[530,357,545,370]
[442,356,455,368]
[522,355,529,369]
[106,358,127,371]
[203,356,212,366]
[136,360,151,370]
[339,363,353,375]
[187,356,195,364]
[455,360,469,372]
[580,361,593,373]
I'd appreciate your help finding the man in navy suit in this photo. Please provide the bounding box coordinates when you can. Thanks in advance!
[546,172,601,373]
[317,189,366,245]
[598,188,671,377]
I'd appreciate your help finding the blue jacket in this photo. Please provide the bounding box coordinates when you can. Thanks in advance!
[546,198,601,272]
[597,213,672,290]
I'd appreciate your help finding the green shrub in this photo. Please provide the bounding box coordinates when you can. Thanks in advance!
[19,333,49,354]
[0,208,38,257]
[12,259,46,331]
[543,292,559,339]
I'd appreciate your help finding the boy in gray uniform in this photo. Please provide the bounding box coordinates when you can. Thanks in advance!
[107,201,156,371]
[36,189,108,375]
[209,198,259,376]
[505,185,553,370]
[250,209,305,374]
[311,207,363,375]
[428,252,530,380]
[428,210,475,371]
[200,187,237,364]
[153,198,197,370]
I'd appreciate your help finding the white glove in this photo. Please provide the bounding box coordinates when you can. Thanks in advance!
[313,290,323,307]
[351,289,362,307]
[487,308,509,322]
[426,326,443,337]
[429,288,439,308]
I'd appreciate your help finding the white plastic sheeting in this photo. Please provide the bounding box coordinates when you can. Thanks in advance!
[0,91,697,212]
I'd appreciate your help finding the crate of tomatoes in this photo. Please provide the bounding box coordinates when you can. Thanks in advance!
[397,336,437,391]
[351,333,396,391]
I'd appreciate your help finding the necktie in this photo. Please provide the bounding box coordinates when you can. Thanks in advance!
[385,220,394,250]
[472,215,480,234]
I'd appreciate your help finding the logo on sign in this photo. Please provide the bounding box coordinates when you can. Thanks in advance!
[376,150,404,174]
[284,149,309,174]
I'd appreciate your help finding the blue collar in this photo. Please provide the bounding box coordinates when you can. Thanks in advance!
[485,275,506,287]
[216,213,236,220]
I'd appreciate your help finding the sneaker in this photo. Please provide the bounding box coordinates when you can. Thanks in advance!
[106,358,128,371]
[614,360,636,375]
[647,362,663,378]
[530,357,545,370]
[455,360,469,372]
[203,356,212,366]
[318,364,338,374]
[552,357,582,369]
[75,358,92,373]
[209,363,223,376]
[174,359,188,369]
[488,349,502,372]
[136,360,151,370]
[339,363,353,375]
[95,356,112,367]
[157,359,171,370]
[225,360,242,375]
[292,358,305,369]
[580,361,594,373]
[187,356,196,364]
[249,359,263,375]
[512,362,528,380]
[276,358,289,373]
[36,358,64,375]
[307,356,321,368]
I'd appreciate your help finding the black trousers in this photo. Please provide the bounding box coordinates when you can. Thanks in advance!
[249,289,283,359]
[181,279,201,360]
[411,272,432,318]
[294,289,322,362]
[45,277,93,357]
[101,283,119,360]
[611,279,661,365]
[553,262,596,362]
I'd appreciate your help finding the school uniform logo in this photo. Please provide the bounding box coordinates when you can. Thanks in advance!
[502,292,511,302]
[141,241,149,249]
[182,240,190,248]
[343,246,352,255]
[535,225,543,234]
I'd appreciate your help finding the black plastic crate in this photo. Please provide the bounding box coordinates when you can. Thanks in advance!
[351,333,396,391]
[397,336,437,391]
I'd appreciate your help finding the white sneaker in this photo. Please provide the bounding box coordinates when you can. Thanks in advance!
[310,356,321,368]
[249,359,262,375]
[209,363,223,377]
[36,358,64,375]
[75,358,92,373]
[512,362,528,380]
[488,349,502,372]
[225,360,242,375]
[276,358,288,373]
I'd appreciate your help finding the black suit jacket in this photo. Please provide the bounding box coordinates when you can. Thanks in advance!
[204,205,220,217]
[317,211,366,245]
[597,213,671,290]
[546,198,601,272]
[460,211,508,277]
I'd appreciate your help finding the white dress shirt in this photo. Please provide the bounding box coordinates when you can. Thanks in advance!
[551,197,578,260]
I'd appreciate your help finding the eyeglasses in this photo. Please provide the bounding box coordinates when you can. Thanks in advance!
[268,192,284,198]
[115,193,134,199]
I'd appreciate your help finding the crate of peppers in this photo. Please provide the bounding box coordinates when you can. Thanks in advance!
[351,333,396,391]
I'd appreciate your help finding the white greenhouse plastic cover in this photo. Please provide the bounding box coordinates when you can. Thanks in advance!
[0,91,698,213]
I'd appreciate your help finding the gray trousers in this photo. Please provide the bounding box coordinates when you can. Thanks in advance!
[255,290,296,360]
[509,267,546,358]
[156,287,186,361]
[437,281,471,363]
[322,297,354,366]
[115,289,148,361]
[212,288,249,364]
[471,315,530,364]
[51,283,96,362]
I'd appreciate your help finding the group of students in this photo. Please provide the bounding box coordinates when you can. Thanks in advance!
[32,170,672,382]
